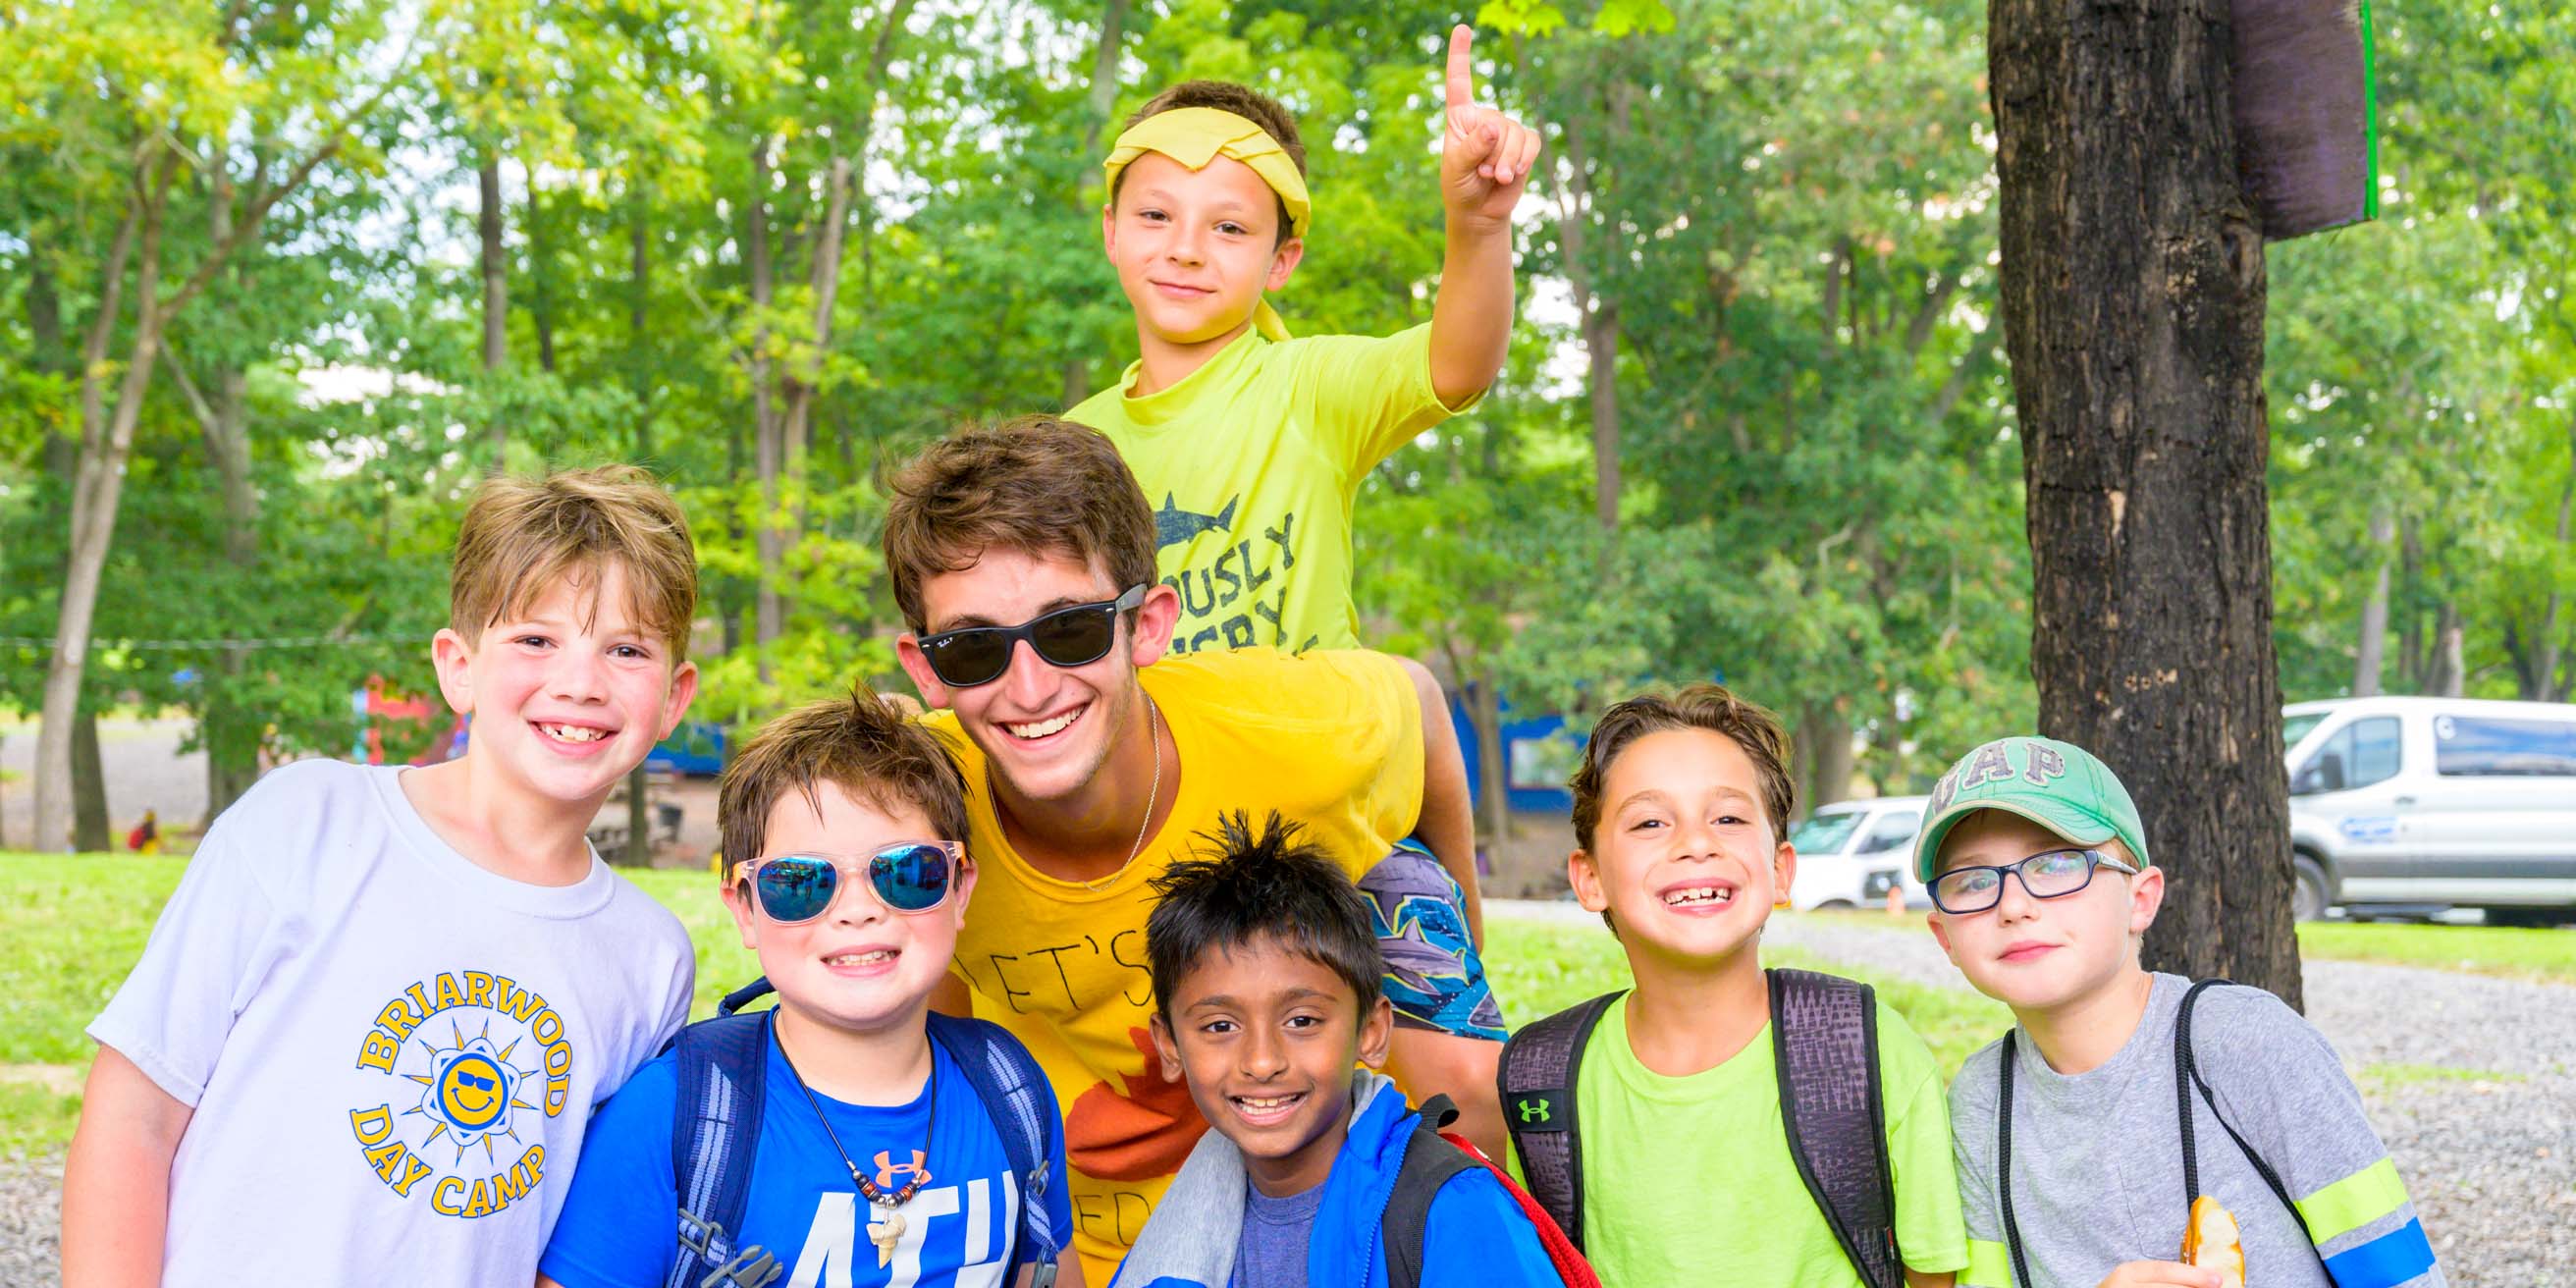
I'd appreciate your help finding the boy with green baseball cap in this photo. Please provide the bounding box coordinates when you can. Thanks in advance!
[1918,736,2442,1288]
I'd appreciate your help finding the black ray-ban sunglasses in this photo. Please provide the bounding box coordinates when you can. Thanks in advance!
[915,585,1149,688]
[1929,847,2139,915]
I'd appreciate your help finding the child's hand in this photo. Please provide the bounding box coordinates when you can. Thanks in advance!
[1440,25,1542,228]
[2095,1261,2228,1288]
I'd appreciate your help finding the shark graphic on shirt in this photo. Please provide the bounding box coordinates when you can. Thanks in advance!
[1154,494,1239,550]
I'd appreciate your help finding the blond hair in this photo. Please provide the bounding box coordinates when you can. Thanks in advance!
[450,465,698,658]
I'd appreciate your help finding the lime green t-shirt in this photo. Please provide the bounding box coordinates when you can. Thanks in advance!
[1510,994,1969,1287]
[1066,322,1469,655]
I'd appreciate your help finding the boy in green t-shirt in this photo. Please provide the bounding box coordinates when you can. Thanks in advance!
[1497,684,1968,1288]
[1071,25,1539,655]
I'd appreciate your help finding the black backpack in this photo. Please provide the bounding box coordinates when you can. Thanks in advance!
[1497,968,1903,1288]
[664,978,1065,1288]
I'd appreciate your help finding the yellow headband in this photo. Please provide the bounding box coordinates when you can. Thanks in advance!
[1102,107,1311,341]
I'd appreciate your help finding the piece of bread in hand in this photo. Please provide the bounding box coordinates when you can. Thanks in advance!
[2181,1195,2246,1288]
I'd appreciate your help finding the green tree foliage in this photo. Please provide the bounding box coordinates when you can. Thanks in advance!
[3,0,2568,843]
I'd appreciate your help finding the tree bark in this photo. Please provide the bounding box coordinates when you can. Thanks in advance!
[34,152,174,855]
[627,188,656,868]
[747,137,782,682]
[2354,508,2393,696]
[1556,109,1621,532]
[1061,0,1130,406]
[528,173,558,375]
[2431,601,2464,697]
[1990,0,2301,1004]
[480,152,509,455]
[1802,702,1855,812]
[1469,671,1510,845]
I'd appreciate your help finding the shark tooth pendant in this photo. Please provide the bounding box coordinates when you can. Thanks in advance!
[867,1202,905,1266]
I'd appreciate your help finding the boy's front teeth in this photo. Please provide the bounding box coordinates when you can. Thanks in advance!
[1664,886,1734,906]
[542,724,607,743]
[825,950,896,966]
[1236,1094,1301,1109]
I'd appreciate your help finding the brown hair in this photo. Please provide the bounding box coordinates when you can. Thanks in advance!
[450,465,698,658]
[882,415,1157,633]
[1113,80,1307,244]
[1569,682,1798,853]
[718,684,972,878]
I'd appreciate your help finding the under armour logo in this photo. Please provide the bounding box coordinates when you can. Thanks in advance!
[872,1150,931,1189]
[1517,1098,1552,1124]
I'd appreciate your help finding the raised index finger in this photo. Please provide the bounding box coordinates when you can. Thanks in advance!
[1444,25,1476,110]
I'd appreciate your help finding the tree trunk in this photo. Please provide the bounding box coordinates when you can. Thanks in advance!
[479,152,509,455]
[2353,508,2393,696]
[1059,0,1130,408]
[1990,0,2301,1005]
[528,174,558,375]
[35,155,173,855]
[1470,673,1510,845]
[1556,110,1621,533]
[747,138,782,682]
[72,700,110,852]
[2431,601,2464,697]
[1802,702,1854,813]
[627,188,657,868]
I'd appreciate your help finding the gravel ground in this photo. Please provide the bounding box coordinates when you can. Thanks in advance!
[1497,899,2575,1285]
[6,906,2561,1285]
[0,1154,59,1288]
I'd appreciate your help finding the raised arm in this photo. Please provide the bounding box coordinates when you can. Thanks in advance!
[1427,25,1543,408]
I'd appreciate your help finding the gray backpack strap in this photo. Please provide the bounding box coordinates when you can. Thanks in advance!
[1768,968,1902,1288]
[1496,990,1624,1252]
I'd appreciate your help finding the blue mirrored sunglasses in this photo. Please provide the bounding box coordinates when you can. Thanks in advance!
[731,841,963,923]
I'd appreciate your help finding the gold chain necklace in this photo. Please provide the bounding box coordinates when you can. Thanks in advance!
[1082,693,1162,892]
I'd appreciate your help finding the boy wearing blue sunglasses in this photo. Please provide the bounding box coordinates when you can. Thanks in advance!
[540,687,1083,1288]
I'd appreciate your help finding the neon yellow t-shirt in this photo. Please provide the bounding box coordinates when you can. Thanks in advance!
[922,649,1423,1286]
[1511,993,1970,1287]
[1067,322,1471,655]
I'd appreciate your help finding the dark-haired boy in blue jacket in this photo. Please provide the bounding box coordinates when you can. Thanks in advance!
[1107,812,1567,1288]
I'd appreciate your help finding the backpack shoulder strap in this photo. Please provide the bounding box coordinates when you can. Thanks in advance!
[928,1011,1064,1288]
[1381,1099,1481,1288]
[1768,967,1903,1288]
[2174,979,2326,1267]
[1497,990,1624,1252]
[667,1007,779,1288]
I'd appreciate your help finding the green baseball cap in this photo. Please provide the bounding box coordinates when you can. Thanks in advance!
[1912,736,2152,883]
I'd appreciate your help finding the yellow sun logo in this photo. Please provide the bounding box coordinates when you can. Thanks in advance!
[404,1020,542,1162]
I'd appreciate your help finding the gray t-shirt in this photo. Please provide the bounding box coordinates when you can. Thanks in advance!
[1232,1181,1324,1288]
[1949,973,2442,1288]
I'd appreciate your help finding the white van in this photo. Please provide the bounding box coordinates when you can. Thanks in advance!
[1786,796,1930,911]
[2283,696,2576,925]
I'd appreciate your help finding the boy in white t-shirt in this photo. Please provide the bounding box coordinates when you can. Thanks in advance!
[61,466,707,1288]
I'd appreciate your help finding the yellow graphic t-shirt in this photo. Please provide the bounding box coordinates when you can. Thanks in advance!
[923,649,1423,1286]
[1066,322,1473,655]
[1510,994,1970,1286]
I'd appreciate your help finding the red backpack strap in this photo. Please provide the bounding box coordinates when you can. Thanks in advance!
[1437,1131,1604,1288]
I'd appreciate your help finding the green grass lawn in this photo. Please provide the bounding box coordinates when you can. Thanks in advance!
[2296,919,2576,986]
[1,851,2564,1161]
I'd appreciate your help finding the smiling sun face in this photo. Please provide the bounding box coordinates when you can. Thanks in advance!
[406,1022,540,1161]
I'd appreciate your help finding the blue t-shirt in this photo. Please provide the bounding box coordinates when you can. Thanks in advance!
[1233,1182,1323,1288]
[541,1023,1072,1288]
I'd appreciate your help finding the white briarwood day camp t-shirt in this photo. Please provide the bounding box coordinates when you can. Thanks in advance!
[88,760,695,1286]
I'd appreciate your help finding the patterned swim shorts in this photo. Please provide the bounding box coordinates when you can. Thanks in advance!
[1358,843,1508,1042]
